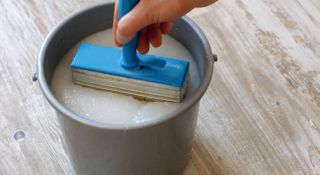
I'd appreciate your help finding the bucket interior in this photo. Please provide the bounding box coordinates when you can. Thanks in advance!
[39,3,212,127]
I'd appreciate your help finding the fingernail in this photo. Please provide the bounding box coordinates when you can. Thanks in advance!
[116,31,129,44]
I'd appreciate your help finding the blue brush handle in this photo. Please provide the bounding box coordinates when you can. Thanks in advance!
[118,0,139,68]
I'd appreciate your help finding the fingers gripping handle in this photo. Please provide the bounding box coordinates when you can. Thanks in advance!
[118,0,140,68]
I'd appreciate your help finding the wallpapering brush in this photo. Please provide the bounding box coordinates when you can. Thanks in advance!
[70,0,189,103]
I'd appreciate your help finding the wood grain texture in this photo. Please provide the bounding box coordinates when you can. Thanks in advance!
[1,0,320,174]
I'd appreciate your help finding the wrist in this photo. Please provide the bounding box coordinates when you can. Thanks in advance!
[186,0,198,9]
[189,0,217,8]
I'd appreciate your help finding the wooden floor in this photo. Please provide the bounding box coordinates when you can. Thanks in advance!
[1,0,320,174]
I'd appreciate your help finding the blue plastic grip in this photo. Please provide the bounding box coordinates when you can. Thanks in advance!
[118,0,140,68]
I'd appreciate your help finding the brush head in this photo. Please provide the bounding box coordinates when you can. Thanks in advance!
[70,43,189,102]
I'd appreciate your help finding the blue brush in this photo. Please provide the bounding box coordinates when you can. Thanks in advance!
[70,0,189,102]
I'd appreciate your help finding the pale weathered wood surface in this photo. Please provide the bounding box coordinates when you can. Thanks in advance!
[1,0,320,174]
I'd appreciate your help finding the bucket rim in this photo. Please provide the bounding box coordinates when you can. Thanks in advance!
[37,2,214,130]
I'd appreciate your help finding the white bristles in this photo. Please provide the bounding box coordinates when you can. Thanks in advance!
[72,69,188,103]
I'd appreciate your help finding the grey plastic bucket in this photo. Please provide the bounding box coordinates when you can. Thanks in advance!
[36,2,214,175]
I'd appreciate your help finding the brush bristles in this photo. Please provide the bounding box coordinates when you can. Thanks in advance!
[72,69,187,103]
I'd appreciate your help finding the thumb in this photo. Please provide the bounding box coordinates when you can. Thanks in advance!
[116,2,154,44]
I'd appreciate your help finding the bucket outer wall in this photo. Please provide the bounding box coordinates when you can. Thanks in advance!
[59,104,199,175]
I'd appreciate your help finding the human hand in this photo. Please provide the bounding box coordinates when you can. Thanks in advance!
[113,0,217,54]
